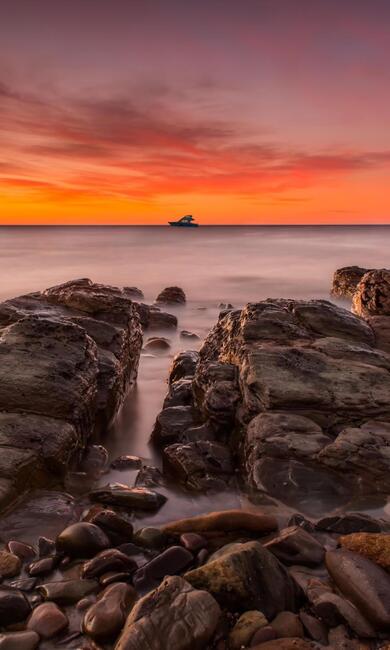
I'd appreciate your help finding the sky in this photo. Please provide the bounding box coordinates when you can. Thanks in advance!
[1,0,390,225]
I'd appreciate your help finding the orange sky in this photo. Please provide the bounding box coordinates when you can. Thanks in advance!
[1,0,390,225]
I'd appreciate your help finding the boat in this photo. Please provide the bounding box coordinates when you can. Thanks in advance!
[169,214,199,227]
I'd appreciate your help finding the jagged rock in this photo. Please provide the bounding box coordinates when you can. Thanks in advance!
[155,287,186,305]
[6,541,36,562]
[353,269,390,317]
[151,406,199,446]
[339,533,390,569]
[90,484,167,511]
[111,455,142,470]
[90,509,134,545]
[123,287,144,300]
[162,441,235,491]
[185,541,301,617]
[264,526,325,566]
[135,465,165,488]
[331,266,371,297]
[169,351,199,383]
[115,576,220,650]
[163,379,193,408]
[325,549,390,629]
[83,583,137,641]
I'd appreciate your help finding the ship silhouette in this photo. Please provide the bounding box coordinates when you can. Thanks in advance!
[169,214,199,227]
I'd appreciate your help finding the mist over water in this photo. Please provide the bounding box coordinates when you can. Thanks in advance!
[1,226,389,541]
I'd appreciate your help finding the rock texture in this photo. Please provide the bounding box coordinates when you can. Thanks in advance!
[339,533,390,569]
[331,266,370,297]
[0,278,142,512]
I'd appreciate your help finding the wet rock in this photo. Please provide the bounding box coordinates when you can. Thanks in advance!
[180,330,200,340]
[151,405,199,446]
[163,509,277,537]
[0,631,39,650]
[8,577,37,591]
[135,465,165,488]
[99,571,134,587]
[298,611,328,644]
[133,546,193,593]
[0,586,31,625]
[180,533,207,553]
[38,536,56,557]
[38,579,99,604]
[327,624,372,649]
[352,268,390,317]
[163,379,193,408]
[115,575,220,650]
[90,509,134,545]
[219,303,234,310]
[264,526,325,566]
[229,610,268,649]
[163,440,235,491]
[133,527,167,550]
[310,588,375,637]
[185,541,302,618]
[0,550,21,578]
[110,455,142,470]
[82,549,137,579]
[77,596,96,611]
[271,612,304,639]
[325,548,390,629]
[28,556,58,576]
[79,445,108,477]
[155,287,186,305]
[123,287,144,300]
[250,626,277,645]
[90,485,167,511]
[331,266,370,297]
[56,523,110,558]
[147,309,178,331]
[315,512,383,534]
[250,640,312,649]
[144,337,171,354]
[168,351,199,383]
[287,515,315,533]
[339,532,390,569]
[6,541,36,562]
[27,602,68,639]
[83,582,137,641]
[196,548,209,566]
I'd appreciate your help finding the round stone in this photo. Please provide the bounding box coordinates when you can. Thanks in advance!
[27,602,68,639]
[56,523,110,558]
[0,550,22,578]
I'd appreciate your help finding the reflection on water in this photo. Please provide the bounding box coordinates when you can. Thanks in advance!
[0,226,390,542]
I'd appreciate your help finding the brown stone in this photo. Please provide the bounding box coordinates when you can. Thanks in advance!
[0,550,21,578]
[339,532,390,569]
[27,602,68,639]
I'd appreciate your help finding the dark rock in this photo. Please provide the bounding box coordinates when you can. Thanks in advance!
[83,582,137,641]
[90,485,167,511]
[196,548,209,566]
[298,611,328,644]
[287,515,315,533]
[229,610,268,649]
[0,586,31,625]
[315,512,383,534]
[133,528,167,550]
[115,575,220,650]
[250,626,277,645]
[28,556,59,576]
[0,631,39,650]
[163,379,193,408]
[38,536,56,557]
[77,596,96,611]
[325,548,390,629]
[168,351,199,383]
[250,639,312,649]
[27,602,68,639]
[311,588,375,637]
[352,268,390,317]
[163,440,235,491]
[264,526,325,566]
[151,405,199,446]
[147,309,178,331]
[133,546,193,593]
[38,579,98,604]
[99,571,134,587]
[155,287,186,305]
[110,455,142,470]
[79,445,108,477]
[123,287,144,300]
[0,550,21,578]
[8,577,37,591]
[185,541,302,618]
[135,465,165,488]
[271,612,304,639]
[180,330,200,340]
[180,533,207,553]
[144,337,171,354]
[90,509,134,544]
[56,523,110,558]
[6,541,36,562]
[82,549,137,579]
[162,510,277,537]
[331,266,370,297]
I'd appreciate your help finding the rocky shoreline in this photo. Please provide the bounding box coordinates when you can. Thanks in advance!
[0,271,389,648]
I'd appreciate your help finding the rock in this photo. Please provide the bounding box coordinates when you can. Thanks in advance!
[79,445,108,477]
[135,465,165,488]
[38,579,98,604]
[56,523,110,558]
[287,515,315,533]
[310,588,375,637]
[250,640,312,649]
[327,624,372,649]
[229,610,268,649]
[315,513,384,534]
[298,611,328,644]
[82,549,137,579]
[162,440,235,491]
[0,631,39,650]
[147,309,178,331]
[133,546,193,592]
[263,526,325,566]
[155,287,186,305]
[123,287,144,300]
[0,586,31,625]
[250,627,277,645]
[83,582,136,641]
[163,379,193,408]
[169,351,199,383]
[8,578,37,591]
[90,485,167,511]
[115,575,220,650]
[151,405,199,446]
[180,330,200,340]
[180,533,207,553]
[28,556,58,576]
[0,550,21,578]
[110,455,142,470]
[353,269,390,317]
[185,541,301,617]
[271,612,304,639]
[144,337,171,354]
[99,571,133,586]
[325,549,390,629]
[339,532,390,569]
[38,536,56,557]
[162,509,277,537]
[133,527,167,550]
[331,266,370,297]
[6,541,36,562]
[366,314,390,354]
[90,509,134,545]
[196,548,209,566]
[27,602,68,639]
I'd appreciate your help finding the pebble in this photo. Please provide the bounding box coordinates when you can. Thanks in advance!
[229,610,268,649]
[0,631,39,650]
[0,550,21,578]
[27,602,68,639]
[38,536,56,557]
[77,596,96,611]
[299,611,328,644]
[110,455,142,470]
[38,579,99,604]
[28,556,58,576]
[250,625,277,645]
[6,541,36,562]
[83,582,137,641]
[90,485,167,511]
[82,548,137,579]
[133,527,167,549]
[271,612,304,639]
[180,330,200,340]
[144,337,171,354]
[90,509,134,545]
[56,523,110,558]
[133,546,193,592]
[8,577,37,591]
[180,532,207,552]
[99,571,134,587]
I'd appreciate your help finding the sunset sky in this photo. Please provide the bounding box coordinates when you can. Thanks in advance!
[1,0,390,225]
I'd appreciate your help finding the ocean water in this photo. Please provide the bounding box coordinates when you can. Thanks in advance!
[0,225,389,541]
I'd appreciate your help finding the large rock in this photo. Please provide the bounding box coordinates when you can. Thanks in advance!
[162,509,277,536]
[339,533,390,569]
[115,575,220,650]
[184,541,301,617]
[353,269,390,317]
[162,440,235,491]
[155,286,186,305]
[0,279,142,512]
[331,266,371,297]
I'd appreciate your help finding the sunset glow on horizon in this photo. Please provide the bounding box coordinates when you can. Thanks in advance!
[1,0,390,225]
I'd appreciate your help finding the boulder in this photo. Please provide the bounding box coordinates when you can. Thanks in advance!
[315,512,384,534]
[339,532,390,569]
[83,582,136,641]
[147,309,178,331]
[155,287,186,305]
[151,406,199,446]
[162,440,235,491]
[115,576,220,650]
[263,526,325,566]
[90,485,167,511]
[185,541,301,617]
[331,266,370,297]
[169,351,199,383]
[163,379,193,408]
[352,269,390,317]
